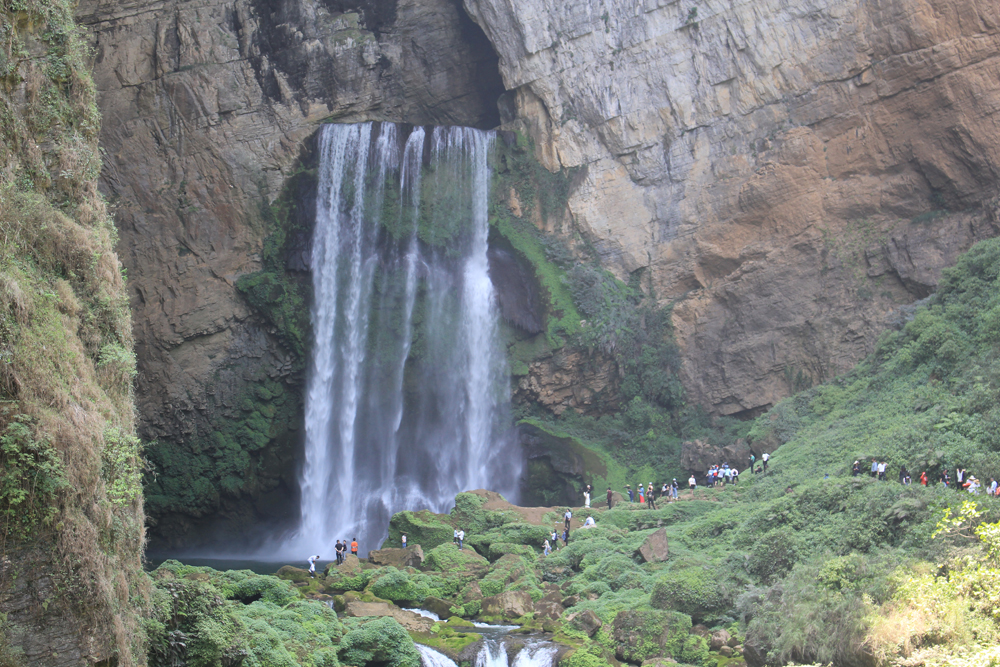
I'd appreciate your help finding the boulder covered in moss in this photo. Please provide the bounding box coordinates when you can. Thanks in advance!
[342,600,434,633]
[275,565,312,583]
[423,543,489,577]
[567,609,603,637]
[389,510,455,550]
[612,609,693,664]
[338,616,421,667]
[369,546,424,568]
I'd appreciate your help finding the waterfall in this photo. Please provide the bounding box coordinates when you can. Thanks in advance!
[290,122,520,555]
[418,645,459,667]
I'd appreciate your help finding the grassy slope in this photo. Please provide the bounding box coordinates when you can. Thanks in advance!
[0,0,147,663]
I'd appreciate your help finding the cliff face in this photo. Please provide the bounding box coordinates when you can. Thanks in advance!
[464,0,1000,416]
[77,0,507,546]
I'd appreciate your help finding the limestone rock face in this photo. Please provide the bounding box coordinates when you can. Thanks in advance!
[343,600,435,632]
[464,0,1000,416]
[368,546,424,569]
[480,590,533,619]
[76,0,505,546]
[681,439,753,475]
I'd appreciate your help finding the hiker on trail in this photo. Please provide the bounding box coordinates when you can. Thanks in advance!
[689,474,697,490]
[940,469,950,487]
[626,485,634,502]
[607,487,613,510]
[920,471,928,486]
[457,529,465,549]
[749,453,756,473]
[732,468,739,485]
[991,478,998,496]
[762,452,770,472]
[543,539,551,556]
[564,509,572,531]
[877,461,886,481]
[401,534,407,549]
[307,554,320,578]
[562,528,569,545]
[638,485,645,504]
[898,467,908,485]
[902,471,911,485]
[671,479,679,499]
[871,459,878,477]
[646,484,657,509]
[852,461,861,476]
[351,538,359,556]
[551,528,559,549]
[583,484,591,508]
[956,467,966,490]
[583,516,596,528]
[454,529,459,545]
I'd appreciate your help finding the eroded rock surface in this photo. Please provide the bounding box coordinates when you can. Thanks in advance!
[77,0,506,545]
[465,0,1000,415]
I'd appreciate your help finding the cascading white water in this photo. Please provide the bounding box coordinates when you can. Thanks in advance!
[511,643,558,667]
[289,122,520,555]
[417,644,459,667]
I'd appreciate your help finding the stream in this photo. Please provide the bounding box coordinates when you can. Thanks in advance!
[415,620,558,667]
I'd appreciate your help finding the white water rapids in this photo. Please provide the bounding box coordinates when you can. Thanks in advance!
[284,122,520,556]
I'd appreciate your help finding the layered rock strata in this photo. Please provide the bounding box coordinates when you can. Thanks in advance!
[464,0,1000,415]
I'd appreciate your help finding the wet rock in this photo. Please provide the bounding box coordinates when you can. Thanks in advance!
[480,590,533,620]
[636,528,670,563]
[275,565,312,583]
[422,596,454,619]
[719,645,735,657]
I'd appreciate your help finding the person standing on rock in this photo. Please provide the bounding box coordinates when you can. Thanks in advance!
[457,529,465,550]
[401,534,407,549]
[607,487,613,510]
[350,538,359,557]
[307,554,320,578]
[671,479,679,500]
[564,508,572,531]
[583,485,591,509]
[334,540,343,565]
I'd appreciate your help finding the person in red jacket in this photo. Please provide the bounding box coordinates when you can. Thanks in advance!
[919,471,928,486]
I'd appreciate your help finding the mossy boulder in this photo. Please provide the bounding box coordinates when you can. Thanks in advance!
[275,565,312,583]
[650,566,733,621]
[338,616,422,667]
[389,510,455,550]
[612,609,693,664]
[480,590,533,620]
[423,543,489,577]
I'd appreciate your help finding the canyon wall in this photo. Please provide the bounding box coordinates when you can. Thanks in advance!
[466,0,1000,416]
[76,0,1000,543]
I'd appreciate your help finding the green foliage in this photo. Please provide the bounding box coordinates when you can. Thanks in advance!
[0,413,66,537]
[651,566,732,620]
[337,617,420,667]
[367,567,431,604]
[101,426,143,505]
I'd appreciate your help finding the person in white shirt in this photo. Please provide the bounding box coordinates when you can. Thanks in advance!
[583,516,596,528]
[564,509,572,530]
[543,539,551,556]
[762,452,770,471]
[307,554,320,578]
[732,468,739,485]
[457,529,465,549]
[401,534,407,549]
[688,475,697,490]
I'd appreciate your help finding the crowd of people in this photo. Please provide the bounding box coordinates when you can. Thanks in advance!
[854,459,1000,495]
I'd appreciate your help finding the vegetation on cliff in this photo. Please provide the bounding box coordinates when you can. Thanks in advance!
[0,0,147,662]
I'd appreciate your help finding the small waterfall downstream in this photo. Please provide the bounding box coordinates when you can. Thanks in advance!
[290,122,520,554]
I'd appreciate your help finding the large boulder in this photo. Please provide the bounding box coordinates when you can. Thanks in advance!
[275,565,312,583]
[680,439,752,475]
[388,509,456,551]
[612,610,692,664]
[343,600,435,633]
[710,629,731,651]
[636,528,670,563]
[567,609,603,637]
[368,546,424,568]
[422,596,454,619]
[480,590,533,620]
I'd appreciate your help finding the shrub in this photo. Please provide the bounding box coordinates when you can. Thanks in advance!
[651,566,732,620]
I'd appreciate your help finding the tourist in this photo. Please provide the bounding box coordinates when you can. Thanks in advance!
[920,471,928,486]
[940,469,951,487]
[671,479,679,499]
[454,528,459,545]
[607,487,613,510]
[871,458,878,478]
[956,467,966,491]
[898,466,908,484]
[551,528,559,549]
[307,554,320,578]
[350,538,359,556]
[902,471,911,485]
[401,534,407,549]
[991,478,998,495]
[852,461,861,476]
[689,474,697,490]
[334,540,343,565]
[583,516,596,528]
[761,451,769,472]
[583,484,591,508]
[877,460,886,481]
[564,508,572,531]
[638,485,645,504]
[732,468,739,485]
[646,484,656,509]
[457,529,465,550]
[626,484,634,502]
[749,453,756,473]
[543,539,551,556]
[562,528,569,545]
[661,482,669,500]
